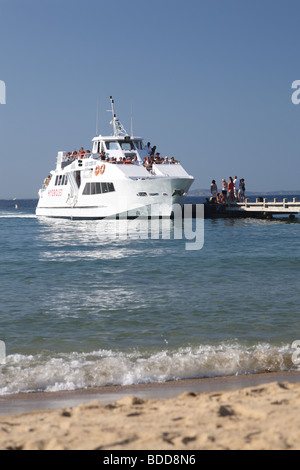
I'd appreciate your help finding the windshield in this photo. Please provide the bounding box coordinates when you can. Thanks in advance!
[119,141,135,151]
[134,141,143,150]
[106,141,119,150]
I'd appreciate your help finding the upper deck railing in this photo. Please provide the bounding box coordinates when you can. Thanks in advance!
[57,151,180,170]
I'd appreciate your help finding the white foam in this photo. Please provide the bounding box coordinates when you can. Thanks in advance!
[0,213,36,219]
[0,343,297,395]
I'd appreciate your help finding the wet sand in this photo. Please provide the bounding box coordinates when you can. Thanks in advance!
[1,371,300,450]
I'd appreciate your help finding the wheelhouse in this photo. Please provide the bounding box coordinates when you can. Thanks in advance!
[92,135,146,162]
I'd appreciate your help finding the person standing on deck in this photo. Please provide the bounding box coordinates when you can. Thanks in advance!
[234,176,239,201]
[221,179,228,201]
[211,180,218,202]
[228,177,235,202]
[239,178,246,202]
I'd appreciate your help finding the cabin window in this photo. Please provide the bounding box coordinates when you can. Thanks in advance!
[105,141,119,150]
[134,141,142,150]
[82,182,115,195]
[101,183,108,193]
[55,175,68,186]
[83,184,90,195]
[120,141,135,151]
[96,142,106,153]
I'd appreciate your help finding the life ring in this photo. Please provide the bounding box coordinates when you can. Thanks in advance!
[95,164,105,176]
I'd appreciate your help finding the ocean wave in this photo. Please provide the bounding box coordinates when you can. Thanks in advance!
[0,213,36,219]
[0,342,298,395]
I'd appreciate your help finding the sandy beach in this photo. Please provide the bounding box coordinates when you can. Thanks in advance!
[1,371,300,450]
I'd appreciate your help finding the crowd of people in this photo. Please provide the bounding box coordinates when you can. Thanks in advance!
[65,148,92,161]
[143,154,178,170]
[63,142,179,170]
[210,176,246,203]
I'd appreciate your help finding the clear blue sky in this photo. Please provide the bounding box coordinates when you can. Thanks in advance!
[1,0,300,198]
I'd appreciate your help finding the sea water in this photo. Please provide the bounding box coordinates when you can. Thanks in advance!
[0,197,299,394]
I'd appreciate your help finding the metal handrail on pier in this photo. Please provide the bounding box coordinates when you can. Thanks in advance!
[235,197,300,214]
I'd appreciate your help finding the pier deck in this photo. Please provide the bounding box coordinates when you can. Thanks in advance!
[201,197,300,219]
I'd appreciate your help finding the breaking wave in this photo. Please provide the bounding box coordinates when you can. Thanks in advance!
[0,342,297,395]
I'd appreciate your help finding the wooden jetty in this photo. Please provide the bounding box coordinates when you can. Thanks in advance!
[187,197,300,219]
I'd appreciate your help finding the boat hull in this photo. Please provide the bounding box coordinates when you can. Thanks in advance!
[36,175,194,220]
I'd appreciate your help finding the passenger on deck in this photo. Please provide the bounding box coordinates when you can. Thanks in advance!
[145,142,152,155]
[44,175,51,186]
[228,177,235,202]
[211,180,218,201]
[133,156,139,165]
[143,156,152,171]
[239,178,246,202]
[118,157,123,164]
[217,193,225,204]
[222,179,228,201]
[234,176,239,200]
[164,156,169,164]
[170,157,176,164]
[72,150,78,159]
[100,151,106,161]
[154,153,161,164]
[78,147,85,158]
[85,150,91,158]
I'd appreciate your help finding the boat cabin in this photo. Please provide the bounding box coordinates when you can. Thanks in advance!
[92,135,145,163]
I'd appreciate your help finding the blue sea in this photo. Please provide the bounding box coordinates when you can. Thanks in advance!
[0,196,300,395]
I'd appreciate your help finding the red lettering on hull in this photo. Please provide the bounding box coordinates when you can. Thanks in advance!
[48,189,63,197]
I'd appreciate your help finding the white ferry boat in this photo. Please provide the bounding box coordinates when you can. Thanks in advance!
[36,97,194,219]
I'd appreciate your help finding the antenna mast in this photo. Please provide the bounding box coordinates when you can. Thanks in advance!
[96,98,99,135]
[109,96,128,137]
[131,104,133,138]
